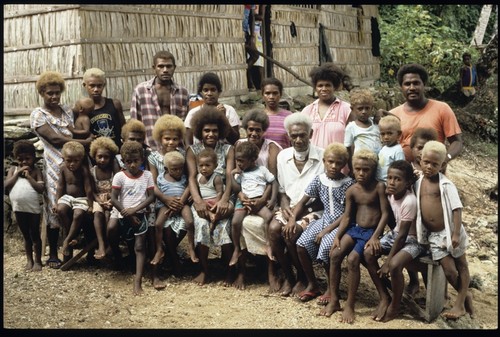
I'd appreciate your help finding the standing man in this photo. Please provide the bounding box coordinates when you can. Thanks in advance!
[389,63,463,169]
[130,50,189,151]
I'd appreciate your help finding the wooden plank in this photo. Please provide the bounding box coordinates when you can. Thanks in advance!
[60,239,98,271]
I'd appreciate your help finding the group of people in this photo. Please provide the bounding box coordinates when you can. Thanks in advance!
[5,49,474,323]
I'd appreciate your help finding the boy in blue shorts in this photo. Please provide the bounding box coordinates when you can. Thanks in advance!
[319,149,390,323]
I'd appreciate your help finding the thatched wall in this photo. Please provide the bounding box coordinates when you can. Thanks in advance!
[4,4,380,120]
[3,4,247,118]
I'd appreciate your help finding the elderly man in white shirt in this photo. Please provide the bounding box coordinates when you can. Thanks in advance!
[268,113,325,297]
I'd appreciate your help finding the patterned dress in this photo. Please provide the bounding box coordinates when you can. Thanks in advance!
[296,173,355,264]
[30,105,74,229]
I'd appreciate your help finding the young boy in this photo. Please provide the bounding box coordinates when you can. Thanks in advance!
[4,140,45,271]
[110,141,155,295]
[53,141,94,262]
[415,140,474,319]
[344,88,382,174]
[319,149,390,323]
[460,52,477,100]
[229,141,278,267]
[409,127,438,178]
[70,97,94,139]
[364,160,425,322]
[376,115,405,182]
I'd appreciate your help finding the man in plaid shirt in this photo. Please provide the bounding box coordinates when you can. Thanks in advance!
[130,50,189,152]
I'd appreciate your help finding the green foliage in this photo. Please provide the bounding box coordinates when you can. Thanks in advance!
[378,5,484,94]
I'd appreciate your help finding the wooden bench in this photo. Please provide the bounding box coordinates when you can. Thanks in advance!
[402,255,447,322]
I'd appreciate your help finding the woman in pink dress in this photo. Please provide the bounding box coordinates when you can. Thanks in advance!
[261,77,292,149]
[301,63,355,149]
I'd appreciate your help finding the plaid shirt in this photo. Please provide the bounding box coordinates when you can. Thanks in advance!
[130,77,189,151]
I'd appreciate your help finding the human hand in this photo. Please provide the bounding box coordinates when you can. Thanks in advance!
[87,206,93,214]
[365,238,381,256]
[212,199,230,219]
[194,200,209,219]
[331,237,341,256]
[18,166,31,178]
[216,103,226,114]
[166,196,183,212]
[120,207,135,217]
[314,231,326,245]
[377,263,390,279]
[451,231,460,248]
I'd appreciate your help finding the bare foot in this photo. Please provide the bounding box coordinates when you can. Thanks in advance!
[319,300,342,317]
[465,291,475,318]
[371,296,390,321]
[150,250,165,265]
[291,281,306,296]
[233,272,245,290]
[441,306,467,320]
[381,303,400,323]
[153,277,166,290]
[24,261,34,271]
[62,240,70,256]
[188,246,199,263]
[133,277,144,296]
[229,249,241,266]
[31,261,43,272]
[193,271,208,286]
[268,273,282,293]
[94,248,106,260]
[223,270,233,287]
[340,305,355,324]
[280,279,293,297]
[68,239,78,247]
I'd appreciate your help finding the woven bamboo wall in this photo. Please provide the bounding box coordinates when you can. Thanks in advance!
[3,5,247,118]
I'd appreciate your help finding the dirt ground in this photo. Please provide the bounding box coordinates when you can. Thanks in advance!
[2,133,498,330]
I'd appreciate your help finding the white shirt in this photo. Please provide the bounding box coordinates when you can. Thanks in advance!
[276,145,325,207]
[344,118,382,154]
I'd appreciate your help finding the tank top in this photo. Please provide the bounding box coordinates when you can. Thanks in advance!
[88,98,123,148]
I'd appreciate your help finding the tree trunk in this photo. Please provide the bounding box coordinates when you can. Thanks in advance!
[470,5,493,46]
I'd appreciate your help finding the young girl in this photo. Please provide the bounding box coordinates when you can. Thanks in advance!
[409,127,438,178]
[194,148,225,232]
[151,152,195,274]
[229,141,277,267]
[4,140,45,271]
[291,143,355,303]
[88,137,119,260]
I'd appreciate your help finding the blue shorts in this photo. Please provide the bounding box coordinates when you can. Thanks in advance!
[345,224,375,256]
[119,213,148,241]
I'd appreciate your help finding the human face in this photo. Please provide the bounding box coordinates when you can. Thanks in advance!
[401,73,425,104]
[63,152,83,172]
[160,130,181,153]
[262,84,281,111]
[125,132,145,145]
[352,158,375,185]
[379,124,401,147]
[245,121,264,146]
[154,57,176,84]
[463,55,472,66]
[235,152,255,172]
[123,153,143,176]
[323,152,346,180]
[167,161,184,180]
[15,153,35,170]
[95,148,112,170]
[201,83,220,106]
[41,84,62,109]
[201,124,219,147]
[83,76,105,101]
[420,151,443,179]
[353,103,373,123]
[386,168,409,198]
[411,137,427,165]
[288,124,311,152]
[315,80,335,103]
[197,156,216,178]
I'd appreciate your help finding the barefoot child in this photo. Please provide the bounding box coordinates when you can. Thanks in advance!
[70,97,94,139]
[414,140,474,319]
[151,151,195,284]
[229,141,278,267]
[148,115,197,284]
[110,141,155,295]
[4,140,45,271]
[292,143,355,304]
[88,137,119,260]
[53,141,94,262]
[320,149,390,323]
[364,160,425,322]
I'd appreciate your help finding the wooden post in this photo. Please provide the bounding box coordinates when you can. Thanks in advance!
[40,214,47,256]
